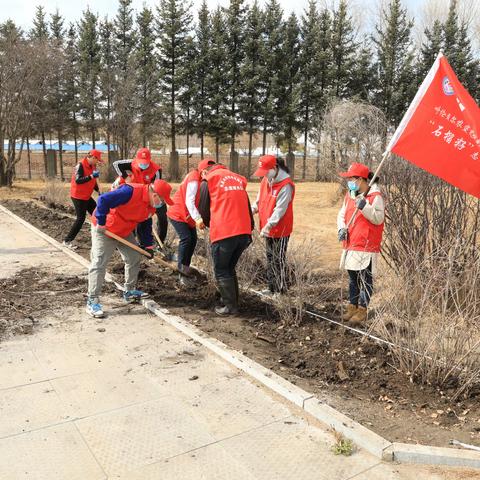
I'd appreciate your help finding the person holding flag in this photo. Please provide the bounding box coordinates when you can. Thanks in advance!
[337,163,385,325]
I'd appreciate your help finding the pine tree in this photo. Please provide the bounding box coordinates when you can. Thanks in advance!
[136,6,159,148]
[157,0,193,179]
[30,5,49,40]
[78,8,101,146]
[49,9,68,180]
[372,0,415,134]
[260,0,284,154]
[443,0,477,96]
[99,18,115,155]
[238,0,264,175]
[206,7,229,161]
[65,23,80,160]
[113,0,137,157]
[419,19,443,80]
[298,0,324,179]
[30,5,50,172]
[224,0,247,168]
[193,0,211,158]
[349,38,374,101]
[275,13,300,155]
[331,0,356,98]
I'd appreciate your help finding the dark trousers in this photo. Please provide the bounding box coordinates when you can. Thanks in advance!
[156,204,168,243]
[64,197,96,242]
[170,219,197,269]
[266,236,289,293]
[348,261,373,307]
[211,234,251,281]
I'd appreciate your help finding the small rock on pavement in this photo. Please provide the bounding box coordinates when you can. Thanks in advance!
[189,375,199,381]
[97,327,106,333]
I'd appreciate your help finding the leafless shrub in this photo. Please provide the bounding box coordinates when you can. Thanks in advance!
[236,231,267,290]
[316,99,387,181]
[42,180,69,207]
[373,159,480,399]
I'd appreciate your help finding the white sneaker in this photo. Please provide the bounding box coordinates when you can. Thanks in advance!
[86,300,104,318]
[63,241,78,250]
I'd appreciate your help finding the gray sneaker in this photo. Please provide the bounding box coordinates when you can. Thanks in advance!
[62,241,78,250]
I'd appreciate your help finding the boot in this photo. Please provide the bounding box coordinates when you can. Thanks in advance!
[341,304,357,321]
[233,273,240,304]
[215,278,238,316]
[350,305,367,325]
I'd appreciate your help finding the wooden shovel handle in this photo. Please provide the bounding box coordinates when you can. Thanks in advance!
[105,230,152,258]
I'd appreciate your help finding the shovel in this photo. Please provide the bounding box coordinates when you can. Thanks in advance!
[105,229,205,280]
[152,223,177,262]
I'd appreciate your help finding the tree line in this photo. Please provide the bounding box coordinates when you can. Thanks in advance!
[0,0,478,185]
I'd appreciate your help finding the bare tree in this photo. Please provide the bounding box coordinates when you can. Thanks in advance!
[0,23,55,186]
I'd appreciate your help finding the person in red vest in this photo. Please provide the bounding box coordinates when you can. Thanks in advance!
[63,149,103,249]
[167,158,215,286]
[252,155,295,296]
[87,179,174,318]
[337,162,385,325]
[198,161,254,315]
[113,147,168,247]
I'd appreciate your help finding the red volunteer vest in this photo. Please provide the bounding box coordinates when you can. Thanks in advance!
[167,169,200,227]
[92,184,155,238]
[343,191,384,253]
[206,165,252,243]
[70,158,97,200]
[119,159,161,185]
[258,177,295,238]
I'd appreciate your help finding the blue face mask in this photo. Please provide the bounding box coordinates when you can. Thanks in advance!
[139,163,150,170]
[347,180,359,192]
[153,199,164,209]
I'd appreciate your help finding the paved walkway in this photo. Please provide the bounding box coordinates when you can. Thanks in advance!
[0,209,466,479]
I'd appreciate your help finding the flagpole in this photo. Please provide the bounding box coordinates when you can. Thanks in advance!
[345,149,390,229]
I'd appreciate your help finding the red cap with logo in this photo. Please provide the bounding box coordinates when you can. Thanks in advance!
[198,158,216,173]
[135,147,151,164]
[339,162,370,179]
[254,155,277,177]
[89,149,102,162]
[152,179,174,205]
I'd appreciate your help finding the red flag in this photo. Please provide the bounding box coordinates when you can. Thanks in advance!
[387,53,480,198]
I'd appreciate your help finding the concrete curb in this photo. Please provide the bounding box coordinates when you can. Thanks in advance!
[2,202,480,468]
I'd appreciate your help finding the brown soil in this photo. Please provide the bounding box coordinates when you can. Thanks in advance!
[3,198,480,451]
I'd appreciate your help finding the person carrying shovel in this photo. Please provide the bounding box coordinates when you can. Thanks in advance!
[63,149,103,249]
[86,179,174,318]
[112,147,169,249]
[167,158,215,287]
[337,162,385,325]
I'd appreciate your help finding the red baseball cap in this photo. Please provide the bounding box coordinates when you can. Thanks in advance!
[89,149,102,161]
[339,162,370,179]
[152,179,174,205]
[198,158,216,173]
[135,147,151,164]
[254,155,277,177]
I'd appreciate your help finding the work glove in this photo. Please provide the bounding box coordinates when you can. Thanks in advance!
[355,196,367,210]
[260,225,271,238]
[251,204,258,215]
[144,246,155,260]
[338,228,348,242]
[96,224,106,235]
[195,217,206,230]
[92,170,100,178]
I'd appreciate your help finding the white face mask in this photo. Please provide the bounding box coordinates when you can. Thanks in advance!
[266,168,277,182]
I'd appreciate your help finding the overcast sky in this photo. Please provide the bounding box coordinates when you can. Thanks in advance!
[0,0,420,30]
